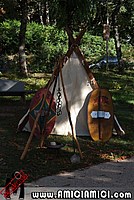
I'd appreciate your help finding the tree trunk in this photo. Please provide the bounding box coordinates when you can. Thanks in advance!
[19,0,28,77]
[113,25,123,73]
[43,1,50,25]
[39,2,44,25]
[114,26,122,62]
[111,0,124,73]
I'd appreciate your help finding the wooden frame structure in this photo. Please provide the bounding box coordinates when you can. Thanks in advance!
[20,27,124,160]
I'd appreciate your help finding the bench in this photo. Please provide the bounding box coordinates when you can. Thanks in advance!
[0,79,36,102]
[0,90,36,101]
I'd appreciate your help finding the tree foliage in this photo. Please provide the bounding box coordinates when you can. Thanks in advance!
[1,20,133,73]
[0,0,133,74]
[49,0,93,29]
[1,0,133,43]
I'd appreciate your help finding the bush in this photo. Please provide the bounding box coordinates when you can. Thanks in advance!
[27,24,68,72]
[0,20,68,72]
[80,34,116,62]
[0,20,20,54]
[0,20,133,73]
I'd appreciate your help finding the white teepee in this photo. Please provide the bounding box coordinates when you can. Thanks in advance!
[18,51,94,137]
[50,51,93,136]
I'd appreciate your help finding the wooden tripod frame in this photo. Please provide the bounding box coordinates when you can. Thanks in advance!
[20,27,124,160]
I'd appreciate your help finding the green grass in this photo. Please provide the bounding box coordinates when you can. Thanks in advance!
[0,70,134,186]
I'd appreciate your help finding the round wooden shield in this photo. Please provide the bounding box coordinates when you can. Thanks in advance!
[88,88,114,142]
[29,88,56,138]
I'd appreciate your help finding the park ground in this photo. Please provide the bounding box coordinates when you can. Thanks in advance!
[0,69,134,186]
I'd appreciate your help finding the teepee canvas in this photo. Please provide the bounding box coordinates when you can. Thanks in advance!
[18,27,99,138]
[18,50,95,137]
[50,51,93,136]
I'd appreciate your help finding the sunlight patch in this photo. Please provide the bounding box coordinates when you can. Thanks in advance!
[127,100,134,104]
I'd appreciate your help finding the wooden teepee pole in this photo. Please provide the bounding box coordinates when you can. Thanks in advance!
[59,59,83,159]
[20,94,45,160]
[20,63,58,160]
[40,74,58,147]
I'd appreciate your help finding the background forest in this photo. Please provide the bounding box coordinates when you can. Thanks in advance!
[0,0,134,75]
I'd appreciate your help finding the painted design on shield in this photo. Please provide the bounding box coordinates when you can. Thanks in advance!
[29,88,56,138]
[88,88,114,142]
[93,96,109,105]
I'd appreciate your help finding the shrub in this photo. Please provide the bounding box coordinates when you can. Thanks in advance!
[81,34,116,62]
[0,20,68,72]
[0,20,133,73]
[29,24,68,72]
[0,20,20,54]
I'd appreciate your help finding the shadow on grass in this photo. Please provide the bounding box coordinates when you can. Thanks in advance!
[0,132,111,186]
[0,69,134,186]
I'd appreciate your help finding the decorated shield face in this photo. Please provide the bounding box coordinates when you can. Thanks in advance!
[29,88,56,138]
[88,88,114,142]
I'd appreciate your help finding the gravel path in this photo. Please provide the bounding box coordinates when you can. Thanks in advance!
[0,156,134,199]
[32,156,134,188]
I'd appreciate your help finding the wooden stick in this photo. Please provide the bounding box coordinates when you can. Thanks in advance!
[59,59,83,159]
[40,73,58,147]
[20,64,58,160]
[65,27,98,89]
[74,46,99,89]
[20,96,45,160]
[65,26,86,46]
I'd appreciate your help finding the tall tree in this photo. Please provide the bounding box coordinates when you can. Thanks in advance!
[111,0,123,72]
[43,1,50,25]
[49,0,93,48]
[18,0,28,76]
[118,0,134,45]
[49,0,93,29]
